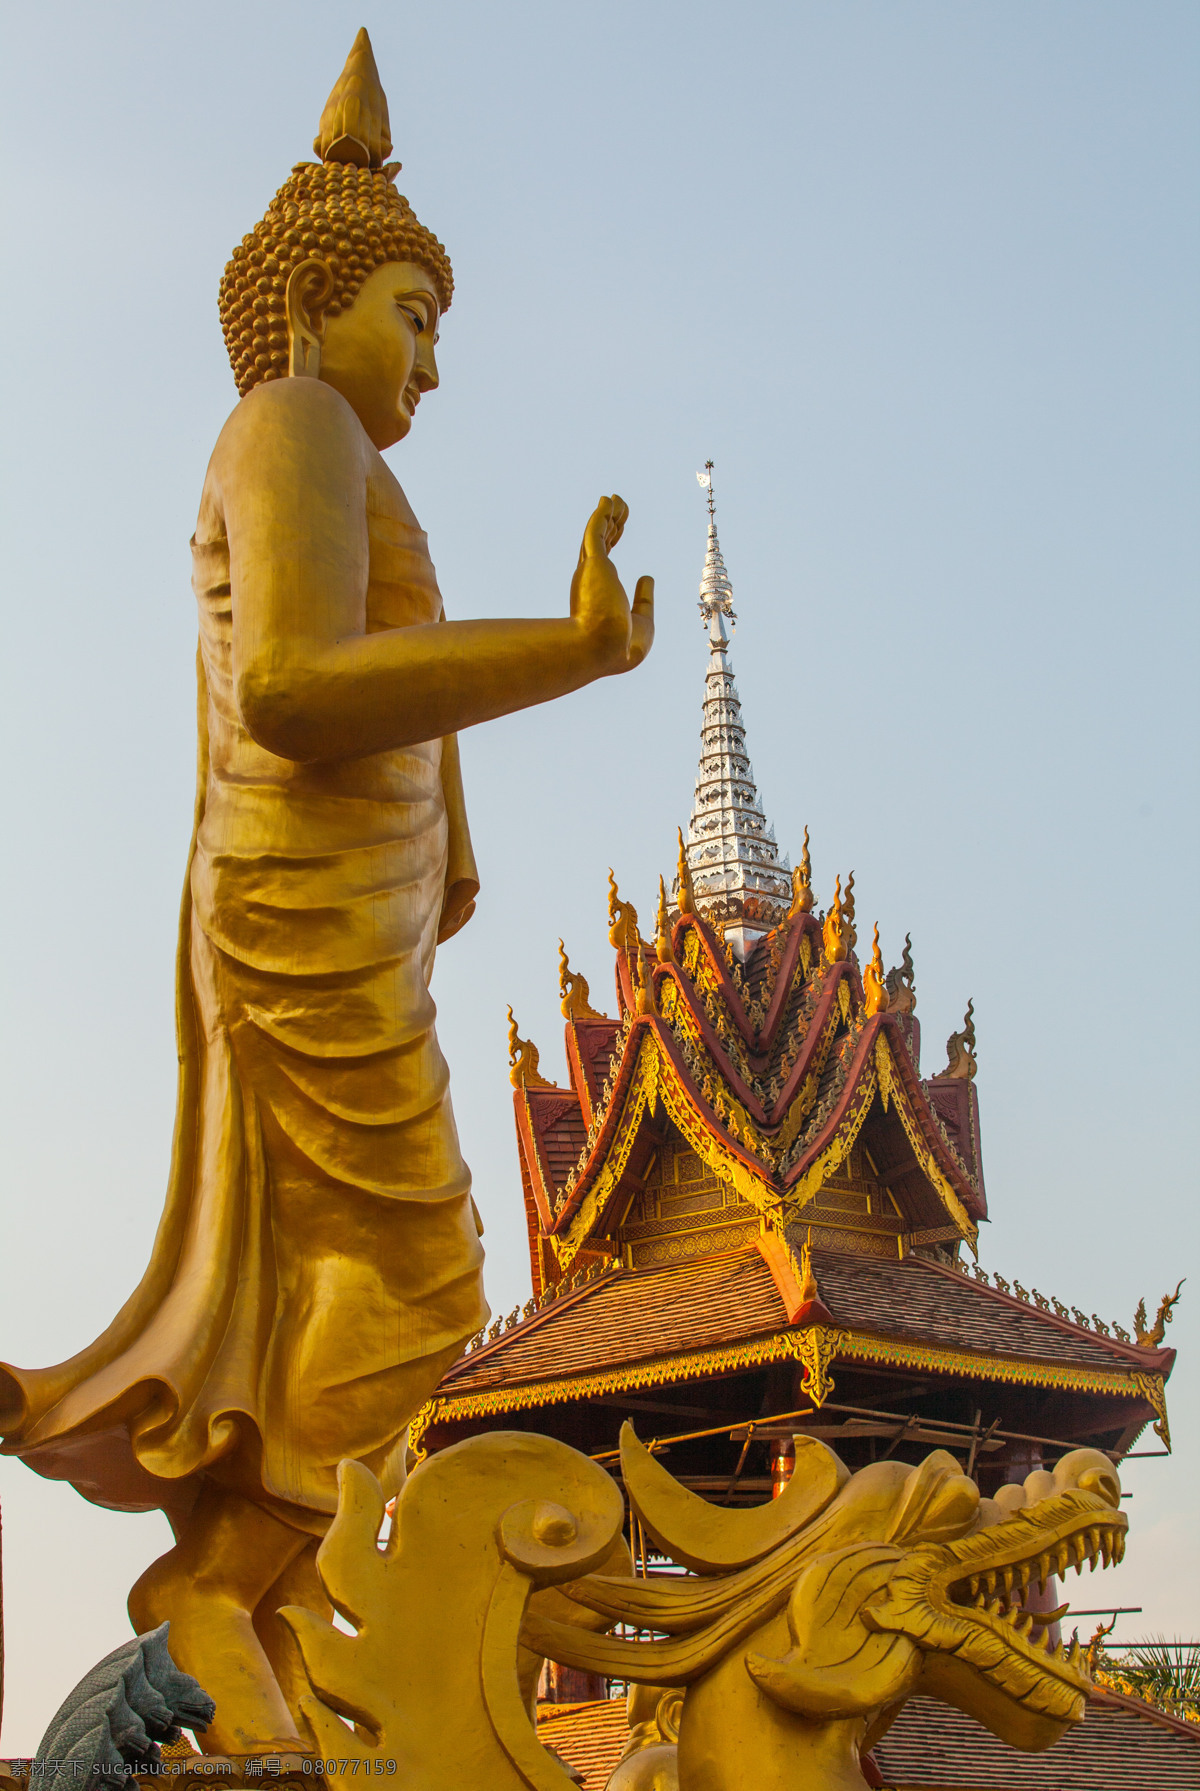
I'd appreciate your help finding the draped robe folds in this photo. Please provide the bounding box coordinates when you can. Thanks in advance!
[0,490,488,1535]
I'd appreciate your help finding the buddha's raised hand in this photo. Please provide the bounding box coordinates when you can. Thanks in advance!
[571,496,655,675]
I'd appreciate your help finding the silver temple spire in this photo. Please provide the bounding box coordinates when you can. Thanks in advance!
[682,465,790,959]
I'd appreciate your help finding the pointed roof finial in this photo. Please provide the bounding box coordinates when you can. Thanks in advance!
[506,1006,555,1089]
[943,999,978,1080]
[675,826,696,916]
[558,940,602,1021]
[656,877,673,963]
[315,27,394,169]
[863,923,890,1017]
[788,826,814,917]
[842,870,857,952]
[823,876,850,964]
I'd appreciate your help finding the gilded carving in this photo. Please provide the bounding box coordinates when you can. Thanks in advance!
[792,1324,847,1406]
[520,1430,1127,1790]
[509,1007,558,1089]
[1134,1278,1185,1348]
[559,940,604,1020]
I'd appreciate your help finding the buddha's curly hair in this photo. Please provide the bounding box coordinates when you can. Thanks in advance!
[218,161,453,397]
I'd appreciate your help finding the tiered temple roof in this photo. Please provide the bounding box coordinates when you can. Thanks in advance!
[416,473,1186,1786]
[416,480,1175,1464]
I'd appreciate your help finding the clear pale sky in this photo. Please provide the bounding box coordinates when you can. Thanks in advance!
[1,0,1196,1751]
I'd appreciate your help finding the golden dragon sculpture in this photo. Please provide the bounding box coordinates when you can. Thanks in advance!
[280,1426,1126,1791]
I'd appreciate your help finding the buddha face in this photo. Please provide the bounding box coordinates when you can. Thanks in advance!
[315,260,441,450]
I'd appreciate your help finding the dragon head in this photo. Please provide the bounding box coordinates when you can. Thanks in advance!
[523,1426,1126,1790]
[745,1444,1124,1753]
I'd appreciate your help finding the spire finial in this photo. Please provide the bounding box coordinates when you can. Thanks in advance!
[315,26,394,169]
[698,459,716,523]
[696,465,736,644]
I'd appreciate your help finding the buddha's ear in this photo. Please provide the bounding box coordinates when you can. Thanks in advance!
[286,258,335,378]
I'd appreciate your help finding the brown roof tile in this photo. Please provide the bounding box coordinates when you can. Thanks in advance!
[441,1247,1156,1402]
[444,1252,782,1393]
[536,1692,1200,1790]
[795,1246,1146,1373]
[874,1691,1200,1788]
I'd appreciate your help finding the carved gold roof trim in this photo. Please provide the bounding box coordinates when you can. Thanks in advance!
[863,923,890,1018]
[507,1006,556,1089]
[558,939,604,1021]
[788,827,814,917]
[549,1017,979,1271]
[411,1325,1166,1462]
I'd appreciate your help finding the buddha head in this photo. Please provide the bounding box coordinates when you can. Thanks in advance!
[218,28,452,446]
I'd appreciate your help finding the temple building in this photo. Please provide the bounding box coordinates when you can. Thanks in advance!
[415,476,1191,1789]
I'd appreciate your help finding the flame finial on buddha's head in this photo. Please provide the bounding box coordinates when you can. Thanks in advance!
[315,27,393,169]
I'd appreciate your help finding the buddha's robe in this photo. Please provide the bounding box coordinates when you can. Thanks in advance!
[0,486,488,1534]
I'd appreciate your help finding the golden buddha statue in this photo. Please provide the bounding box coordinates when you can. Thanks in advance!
[0,29,653,1752]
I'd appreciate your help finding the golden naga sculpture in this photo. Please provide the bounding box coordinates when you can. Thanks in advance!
[283,1425,1126,1791]
[559,939,604,1020]
[675,826,697,916]
[655,876,674,964]
[943,998,978,1079]
[822,875,850,964]
[862,921,890,1017]
[885,931,916,1014]
[841,868,857,950]
[608,869,642,958]
[788,826,814,916]
[1135,1277,1185,1347]
[508,1007,557,1090]
[0,28,651,1753]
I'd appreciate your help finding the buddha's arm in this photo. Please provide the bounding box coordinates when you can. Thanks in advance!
[217,380,653,764]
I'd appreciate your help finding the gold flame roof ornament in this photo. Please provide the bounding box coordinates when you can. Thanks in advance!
[677,465,791,958]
